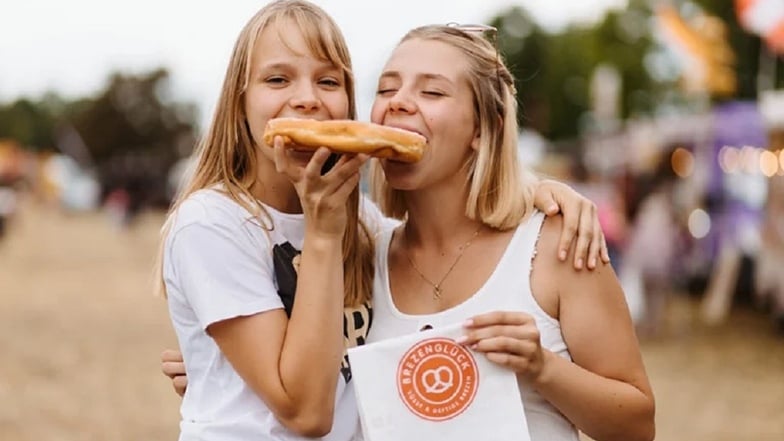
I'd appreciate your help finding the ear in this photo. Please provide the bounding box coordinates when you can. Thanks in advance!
[470,128,481,151]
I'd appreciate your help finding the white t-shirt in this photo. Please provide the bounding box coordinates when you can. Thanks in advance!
[164,188,395,441]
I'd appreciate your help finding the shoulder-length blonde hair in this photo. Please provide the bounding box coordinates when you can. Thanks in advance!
[155,0,374,307]
[370,25,537,230]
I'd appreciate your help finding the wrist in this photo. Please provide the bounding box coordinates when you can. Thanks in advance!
[532,349,557,390]
[303,229,344,251]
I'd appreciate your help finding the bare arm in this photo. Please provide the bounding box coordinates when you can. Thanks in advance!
[208,233,345,436]
[530,216,655,441]
[463,215,653,441]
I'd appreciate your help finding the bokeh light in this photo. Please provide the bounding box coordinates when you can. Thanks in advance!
[740,145,760,174]
[760,150,779,177]
[671,147,695,178]
[688,208,711,239]
[718,146,740,174]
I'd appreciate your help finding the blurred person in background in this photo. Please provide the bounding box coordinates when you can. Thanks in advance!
[0,141,25,240]
[0,184,18,239]
[755,130,784,333]
[622,152,682,338]
[103,187,132,229]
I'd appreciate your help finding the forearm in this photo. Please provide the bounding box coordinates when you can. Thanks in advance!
[533,350,655,441]
[278,232,345,416]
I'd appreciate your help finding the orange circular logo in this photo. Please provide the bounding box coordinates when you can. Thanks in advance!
[396,337,479,421]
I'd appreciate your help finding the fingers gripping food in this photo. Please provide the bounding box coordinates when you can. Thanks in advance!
[263,118,427,162]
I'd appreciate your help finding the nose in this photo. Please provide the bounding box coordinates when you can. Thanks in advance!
[388,89,415,114]
[289,81,320,113]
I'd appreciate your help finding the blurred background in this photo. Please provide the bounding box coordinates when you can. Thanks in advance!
[1,0,783,440]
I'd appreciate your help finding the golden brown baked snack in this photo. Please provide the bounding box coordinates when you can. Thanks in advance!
[262,118,426,163]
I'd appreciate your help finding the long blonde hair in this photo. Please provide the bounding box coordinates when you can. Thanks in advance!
[370,25,537,230]
[155,0,374,307]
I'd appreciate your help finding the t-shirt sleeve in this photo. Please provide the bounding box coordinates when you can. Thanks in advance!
[167,220,283,330]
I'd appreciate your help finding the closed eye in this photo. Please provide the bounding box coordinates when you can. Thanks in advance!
[265,76,288,85]
[377,89,397,96]
[423,91,445,97]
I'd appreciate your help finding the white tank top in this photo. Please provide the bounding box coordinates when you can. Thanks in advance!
[367,211,580,441]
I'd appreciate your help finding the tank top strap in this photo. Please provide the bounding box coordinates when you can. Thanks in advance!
[516,210,546,273]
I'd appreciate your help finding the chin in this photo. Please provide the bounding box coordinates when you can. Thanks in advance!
[382,174,421,191]
[381,160,419,190]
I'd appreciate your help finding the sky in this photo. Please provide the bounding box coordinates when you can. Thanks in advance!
[0,0,626,127]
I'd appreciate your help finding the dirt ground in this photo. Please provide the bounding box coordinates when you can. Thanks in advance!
[1,198,783,441]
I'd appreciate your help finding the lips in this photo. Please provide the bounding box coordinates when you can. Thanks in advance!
[383,155,414,166]
[385,124,427,141]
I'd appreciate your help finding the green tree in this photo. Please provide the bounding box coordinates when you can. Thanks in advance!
[71,68,197,164]
[492,1,657,141]
[68,68,198,206]
[0,68,199,207]
[490,7,551,134]
[0,94,62,149]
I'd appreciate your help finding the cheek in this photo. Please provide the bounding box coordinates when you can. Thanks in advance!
[243,100,272,147]
[244,90,270,122]
[325,91,350,119]
[243,101,262,131]
[369,100,386,124]
[442,108,475,139]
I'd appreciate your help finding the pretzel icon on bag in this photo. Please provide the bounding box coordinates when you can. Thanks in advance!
[421,366,454,394]
[397,337,479,421]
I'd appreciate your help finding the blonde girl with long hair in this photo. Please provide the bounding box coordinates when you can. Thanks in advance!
[365,25,655,441]
[157,1,378,439]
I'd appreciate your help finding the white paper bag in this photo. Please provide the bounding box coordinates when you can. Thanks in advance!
[348,323,531,441]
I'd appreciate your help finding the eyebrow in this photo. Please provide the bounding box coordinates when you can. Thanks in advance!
[379,71,454,85]
[259,60,340,72]
[261,62,294,71]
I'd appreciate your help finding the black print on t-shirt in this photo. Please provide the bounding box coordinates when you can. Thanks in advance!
[272,242,300,317]
[271,242,373,383]
[340,304,373,383]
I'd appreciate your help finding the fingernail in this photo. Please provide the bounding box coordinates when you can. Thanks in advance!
[589,258,597,268]
[469,344,478,350]
[559,250,567,261]
[463,319,474,328]
[548,204,558,213]
[576,258,583,269]
[455,335,468,344]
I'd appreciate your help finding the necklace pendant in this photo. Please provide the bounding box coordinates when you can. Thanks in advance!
[433,286,442,300]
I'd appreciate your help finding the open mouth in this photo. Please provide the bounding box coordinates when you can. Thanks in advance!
[383,157,414,166]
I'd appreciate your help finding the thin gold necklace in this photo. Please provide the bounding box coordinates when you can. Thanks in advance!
[404,225,483,300]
